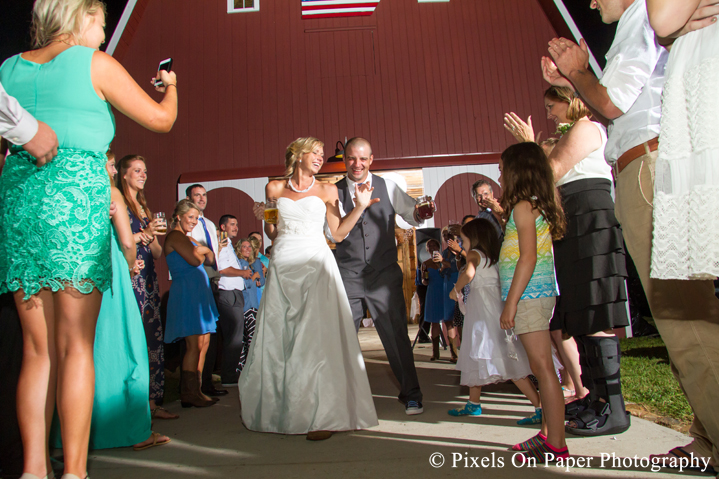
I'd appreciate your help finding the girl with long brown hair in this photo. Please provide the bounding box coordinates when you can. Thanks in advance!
[497,142,567,462]
[506,86,631,437]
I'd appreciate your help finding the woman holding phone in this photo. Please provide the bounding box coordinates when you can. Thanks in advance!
[0,1,178,476]
[421,239,452,361]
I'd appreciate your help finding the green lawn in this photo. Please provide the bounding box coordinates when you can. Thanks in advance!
[620,335,692,424]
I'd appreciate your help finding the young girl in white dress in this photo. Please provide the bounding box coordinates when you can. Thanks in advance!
[448,218,542,424]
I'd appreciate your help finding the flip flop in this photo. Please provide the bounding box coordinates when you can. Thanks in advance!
[651,447,717,475]
[133,431,171,451]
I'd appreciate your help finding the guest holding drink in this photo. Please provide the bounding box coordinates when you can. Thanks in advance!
[116,155,175,419]
[236,238,265,375]
[421,239,453,362]
[163,199,220,408]
[0,0,177,476]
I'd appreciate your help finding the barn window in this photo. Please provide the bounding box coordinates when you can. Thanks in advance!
[228,0,259,13]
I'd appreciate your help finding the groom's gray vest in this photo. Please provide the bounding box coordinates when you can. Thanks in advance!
[335,175,398,274]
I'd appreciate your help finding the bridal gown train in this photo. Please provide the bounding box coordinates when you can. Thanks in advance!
[238,196,379,434]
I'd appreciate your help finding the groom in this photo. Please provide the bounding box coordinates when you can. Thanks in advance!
[334,137,428,415]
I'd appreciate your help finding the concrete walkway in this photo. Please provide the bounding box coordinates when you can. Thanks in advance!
[83,326,711,478]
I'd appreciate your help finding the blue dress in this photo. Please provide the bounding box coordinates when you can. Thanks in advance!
[128,208,164,402]
[256,253,269,304]
[424,267,446,323]
[164,251,219,343]
[442,249,459,321]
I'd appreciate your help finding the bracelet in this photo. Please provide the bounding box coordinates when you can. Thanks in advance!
[166,83,177,89]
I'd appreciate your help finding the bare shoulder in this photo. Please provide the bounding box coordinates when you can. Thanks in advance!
[466,249,482,264]
[564,119,602,143]
[513,200,539,220]
[164,229,185,250]
[319,182,338,199]
[110,186,126,204]
[266,179,285,197]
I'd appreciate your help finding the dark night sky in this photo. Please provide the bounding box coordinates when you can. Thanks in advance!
[0,0,128,64]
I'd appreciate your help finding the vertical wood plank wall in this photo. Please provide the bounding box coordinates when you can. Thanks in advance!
[111,0,559,290]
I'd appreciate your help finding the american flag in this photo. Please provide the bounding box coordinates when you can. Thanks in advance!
[301,0,381,19]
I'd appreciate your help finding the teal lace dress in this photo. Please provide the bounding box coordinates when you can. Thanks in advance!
[0,46,115,298]
[50,228,152,449]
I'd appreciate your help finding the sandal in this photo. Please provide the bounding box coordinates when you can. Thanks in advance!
[151,406,179,420]
[562,387,575,398]
[133,431,171,451]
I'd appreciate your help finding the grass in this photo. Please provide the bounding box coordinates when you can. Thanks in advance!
[620,335,692,424]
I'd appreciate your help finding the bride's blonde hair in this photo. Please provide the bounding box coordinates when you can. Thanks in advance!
[285,137,324,178]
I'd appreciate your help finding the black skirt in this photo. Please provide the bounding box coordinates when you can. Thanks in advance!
[551,178,629,336]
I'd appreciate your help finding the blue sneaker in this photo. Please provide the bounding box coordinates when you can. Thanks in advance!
[517,407,542,425]
[405,400,424,415]
[448,401,482,416]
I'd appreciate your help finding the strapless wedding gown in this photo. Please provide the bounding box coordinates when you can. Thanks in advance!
[238,196,378,434]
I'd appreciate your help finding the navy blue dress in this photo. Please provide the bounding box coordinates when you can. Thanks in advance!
[128,208,164,402]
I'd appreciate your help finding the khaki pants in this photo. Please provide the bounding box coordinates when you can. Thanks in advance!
[615,151,719,462]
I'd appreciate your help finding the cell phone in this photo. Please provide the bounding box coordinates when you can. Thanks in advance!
[219,231,228,243]
[154,58,173,87]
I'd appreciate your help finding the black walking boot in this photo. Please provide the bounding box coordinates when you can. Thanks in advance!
[566,335,630,436]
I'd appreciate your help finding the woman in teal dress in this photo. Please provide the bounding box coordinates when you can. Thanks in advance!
[51,153,171,451]
[0,2,177,478]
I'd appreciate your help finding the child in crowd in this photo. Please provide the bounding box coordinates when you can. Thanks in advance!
[448,218,542,426]
[497,142,568,460]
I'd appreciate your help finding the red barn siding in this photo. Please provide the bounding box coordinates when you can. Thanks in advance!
[111,0,559,292]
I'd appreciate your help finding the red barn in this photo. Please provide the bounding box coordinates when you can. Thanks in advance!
[108,0,581,292]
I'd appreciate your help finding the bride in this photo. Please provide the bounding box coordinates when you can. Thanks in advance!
[238,137,380,441]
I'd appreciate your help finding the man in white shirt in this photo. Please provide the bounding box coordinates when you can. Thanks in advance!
[544,0,719,464]
[0,81,58,164]
[186,184,227,396]
[217,214,253,386]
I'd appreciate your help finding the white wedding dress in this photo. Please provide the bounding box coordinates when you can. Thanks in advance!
[238,196,378,434]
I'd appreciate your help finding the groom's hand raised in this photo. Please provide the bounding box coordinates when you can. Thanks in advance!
[354,183,380,209]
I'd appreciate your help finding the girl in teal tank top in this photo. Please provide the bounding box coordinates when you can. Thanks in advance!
[496,143,569,462]
[1,2,178,478]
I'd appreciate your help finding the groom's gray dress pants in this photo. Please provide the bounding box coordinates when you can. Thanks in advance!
[341,262,422,403]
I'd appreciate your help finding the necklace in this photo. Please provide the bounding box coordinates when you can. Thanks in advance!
[287,176,315,193]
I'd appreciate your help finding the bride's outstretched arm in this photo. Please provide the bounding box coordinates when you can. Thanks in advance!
[325,183,379,242]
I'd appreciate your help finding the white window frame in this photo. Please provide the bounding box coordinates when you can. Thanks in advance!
[227,0,260,13]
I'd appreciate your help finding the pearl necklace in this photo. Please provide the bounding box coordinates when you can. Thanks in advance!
[287,176,315,193]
